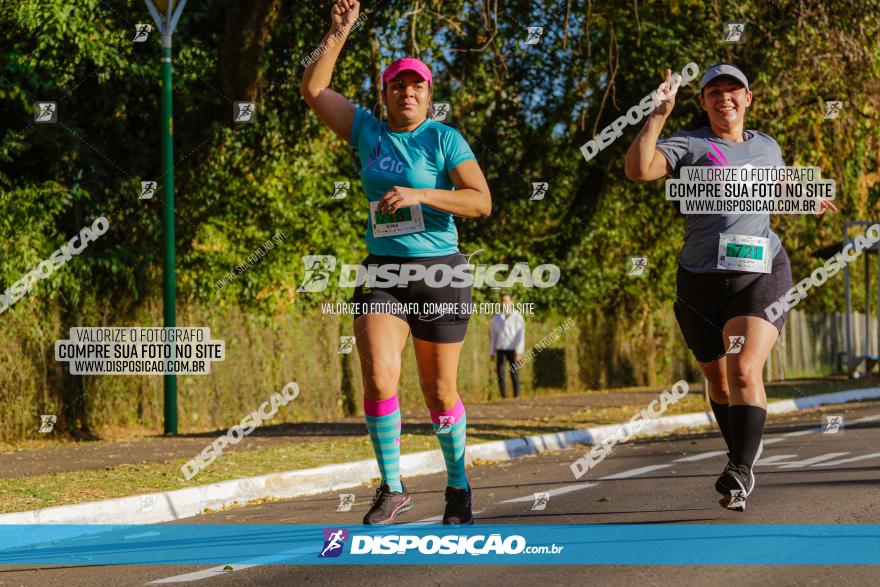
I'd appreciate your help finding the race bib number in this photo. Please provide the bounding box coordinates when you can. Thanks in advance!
[370,202,425,237]
[717,233,771,273]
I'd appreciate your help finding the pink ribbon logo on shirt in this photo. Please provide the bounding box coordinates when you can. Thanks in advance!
[707,143,730,166]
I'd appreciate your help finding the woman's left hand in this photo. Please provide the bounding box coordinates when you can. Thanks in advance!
[378,186,425,214]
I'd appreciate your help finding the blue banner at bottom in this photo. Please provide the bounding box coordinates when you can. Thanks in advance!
[0,524,877,565]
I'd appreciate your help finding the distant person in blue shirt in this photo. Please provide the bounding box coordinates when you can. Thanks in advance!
[300,0,491,526]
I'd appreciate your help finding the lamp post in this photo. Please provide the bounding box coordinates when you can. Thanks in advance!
[144,0,188,434]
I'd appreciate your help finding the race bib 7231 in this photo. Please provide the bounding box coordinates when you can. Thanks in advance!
[717,233,771,273]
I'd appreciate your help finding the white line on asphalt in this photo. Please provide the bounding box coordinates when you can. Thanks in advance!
[756,454,798,465]
[500,483,597,503]
[809,452,880,467]
[598,464,672,480]
[148,545,318,583]
[853,414,880,423]
[762,437,785,445]
[148,565,260,584]
[673,451,727,463]
[783,428,821,437]
[776,452,850,469]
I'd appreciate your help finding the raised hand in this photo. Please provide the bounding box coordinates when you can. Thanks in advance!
[651,68,681,117]
[330,0,360,34]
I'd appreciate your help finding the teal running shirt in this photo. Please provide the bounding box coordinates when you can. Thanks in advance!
[349,106,477,257]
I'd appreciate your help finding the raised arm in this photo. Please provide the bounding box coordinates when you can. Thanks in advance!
[625,68,677,181]
[299,0,360,142]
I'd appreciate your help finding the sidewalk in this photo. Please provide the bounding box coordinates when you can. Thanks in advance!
[0,377,866,480]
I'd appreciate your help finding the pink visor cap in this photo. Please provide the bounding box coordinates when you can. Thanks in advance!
[382,57,433,87]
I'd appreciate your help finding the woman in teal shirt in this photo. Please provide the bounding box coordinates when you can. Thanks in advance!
[301,0,491,525]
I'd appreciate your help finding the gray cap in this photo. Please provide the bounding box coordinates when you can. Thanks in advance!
[699,64,750,92]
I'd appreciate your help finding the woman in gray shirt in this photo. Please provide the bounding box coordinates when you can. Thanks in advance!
[625,63,834,511]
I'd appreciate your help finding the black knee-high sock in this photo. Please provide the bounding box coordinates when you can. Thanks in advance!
[729,405,767,468]
[709,400,733,453]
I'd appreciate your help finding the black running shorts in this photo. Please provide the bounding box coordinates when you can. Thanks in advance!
[352,252,472,343]
[674,247,793,363]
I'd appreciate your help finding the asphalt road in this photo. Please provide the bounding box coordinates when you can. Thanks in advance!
[2,401,879,586]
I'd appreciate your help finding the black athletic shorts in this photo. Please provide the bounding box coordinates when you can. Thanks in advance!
[673,247,793,363]
[351,251,471,343]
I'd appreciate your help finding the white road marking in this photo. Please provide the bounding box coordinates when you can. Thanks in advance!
[501,483,596,503]
[756,454,798,465]
[598,464,672,480]
[123,531,161,540]
[148,544,319,583]
[149,407,879,583]
[777,452,850,469]
[809,452,880,467]
[783,428,820,437]
[148,565,260,584]
[673,451,727,463]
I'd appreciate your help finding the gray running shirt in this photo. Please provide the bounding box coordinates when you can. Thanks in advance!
[656,127,784,273]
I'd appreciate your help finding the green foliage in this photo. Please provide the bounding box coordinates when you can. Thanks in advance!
[0,0,878,440]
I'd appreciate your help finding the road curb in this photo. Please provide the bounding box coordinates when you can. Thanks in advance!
[2,385,878,525]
